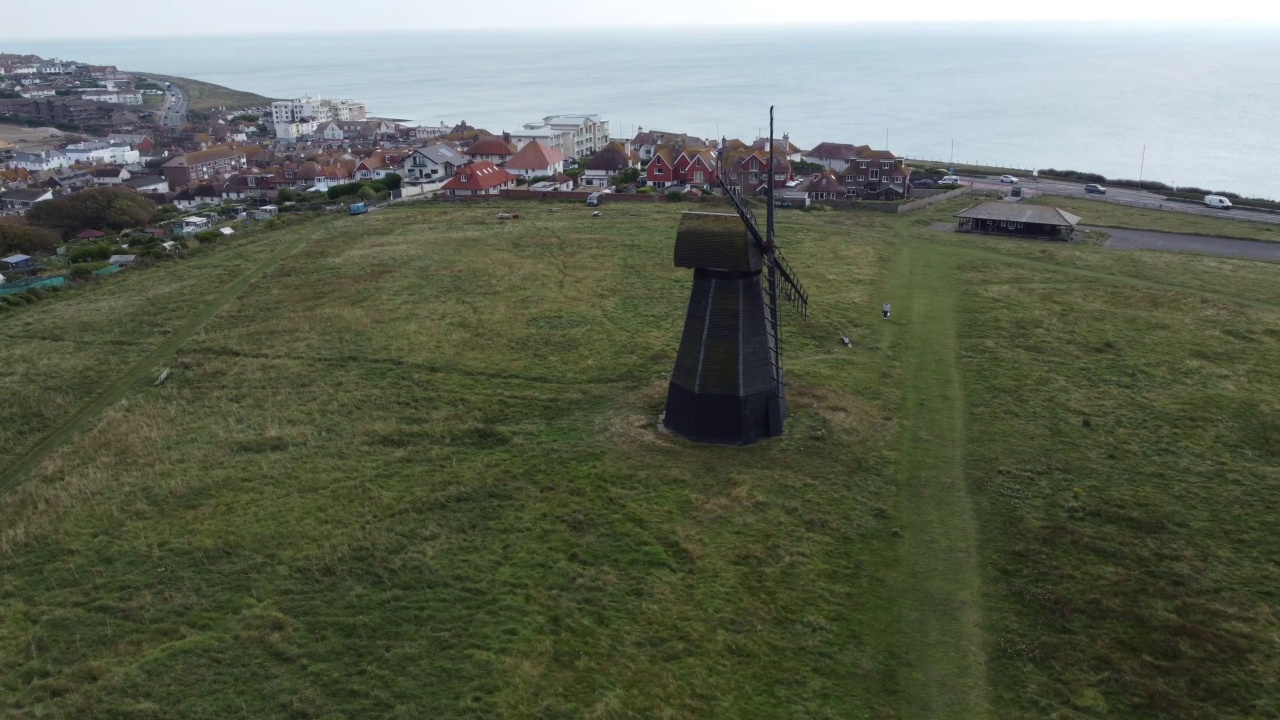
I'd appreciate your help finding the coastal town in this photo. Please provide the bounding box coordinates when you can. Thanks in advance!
[0,52,923,225]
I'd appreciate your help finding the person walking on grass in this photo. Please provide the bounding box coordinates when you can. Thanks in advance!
[882,301,891,320]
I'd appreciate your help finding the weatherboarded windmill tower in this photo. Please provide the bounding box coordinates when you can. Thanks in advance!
[663,108,809,445]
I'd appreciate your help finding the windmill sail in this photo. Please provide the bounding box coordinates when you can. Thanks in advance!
[662,108,809,445]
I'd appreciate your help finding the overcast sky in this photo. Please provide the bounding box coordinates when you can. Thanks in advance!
[3,0,1280,38]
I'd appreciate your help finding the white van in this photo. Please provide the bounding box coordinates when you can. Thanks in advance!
[1204,195,1233,209]
[939,175,963,185]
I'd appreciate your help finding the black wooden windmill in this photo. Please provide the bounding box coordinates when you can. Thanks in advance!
[663,107,809,445]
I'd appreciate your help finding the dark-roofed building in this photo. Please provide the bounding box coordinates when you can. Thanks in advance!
[400,143,466,184]
[808,170,845,201]
[841,149,912,199]
[123,175,170,193]
[76,229,107,240]
[955,202,1082,241]
[1,187,53,211]
[581,142,637,188]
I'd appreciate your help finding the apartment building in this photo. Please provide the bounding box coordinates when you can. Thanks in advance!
[270,96,367,138]
[521,114,609,159]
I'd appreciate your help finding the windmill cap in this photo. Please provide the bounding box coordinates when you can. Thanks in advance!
[674,212,763,272]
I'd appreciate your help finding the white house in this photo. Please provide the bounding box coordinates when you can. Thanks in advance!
[509,126,570,154]
[8,150,70,172]
[63,142,139,166]
[317,121,344,141]
[273,119,320,141]
[18,86,56,99]
[504,140,566,179]
[410,122,451,140]
[803,143,869,172]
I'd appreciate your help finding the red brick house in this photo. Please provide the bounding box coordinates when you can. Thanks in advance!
[841,150,912,199]
[161,146,247,189]
[725,148,792,195]
[441,161,517,196]
[675,149,717,189]
[645,147,678,188]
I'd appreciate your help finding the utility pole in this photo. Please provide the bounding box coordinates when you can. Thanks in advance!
[885,129,889,149]
[950,139,954,165]
[1139,145,1146,190]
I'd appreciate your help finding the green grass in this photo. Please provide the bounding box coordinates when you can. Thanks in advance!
[142,73,275,112]
[1,201,1277,718]
[1030,195,1280,242]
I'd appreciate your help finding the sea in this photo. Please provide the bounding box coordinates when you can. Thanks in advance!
[7,23,1280,198]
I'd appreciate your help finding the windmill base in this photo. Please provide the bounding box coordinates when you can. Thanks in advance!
[662,382,786,446]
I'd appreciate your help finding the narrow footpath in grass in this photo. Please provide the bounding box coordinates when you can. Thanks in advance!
[888,239,990,719]
[0,229,316,495]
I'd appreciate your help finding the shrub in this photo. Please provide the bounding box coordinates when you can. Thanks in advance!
[327,182,365,200]
[637,186,655,195]
[68,242,114,264]
[69,265,93,279]
[666,190,685,202]
[194,230,221,243]
[381,173,402,191]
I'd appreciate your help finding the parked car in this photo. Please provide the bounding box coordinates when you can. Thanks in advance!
[1000,175,1019,184]
[939,175,962,185]
[1203,194,1233,209]
[912,179,937,189]
[1084,184,1107,195]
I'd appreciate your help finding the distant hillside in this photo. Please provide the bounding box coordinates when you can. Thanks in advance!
[139,72,276,112]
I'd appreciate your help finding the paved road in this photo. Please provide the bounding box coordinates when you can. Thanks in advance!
[1093,226,1280,262]
[955,174,1280,226]
[160,85,189,128]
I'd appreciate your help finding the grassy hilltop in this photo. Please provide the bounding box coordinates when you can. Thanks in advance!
[0,199,1277,718]
[141,73,275,112]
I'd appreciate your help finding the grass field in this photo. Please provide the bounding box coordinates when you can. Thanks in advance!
[1,200,1277,718]
[142,73,275,112]
[1030,195,1280,243]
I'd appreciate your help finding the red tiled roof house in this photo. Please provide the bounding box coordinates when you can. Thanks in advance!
[441,161,517,197]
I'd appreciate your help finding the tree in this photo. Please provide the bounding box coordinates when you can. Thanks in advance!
[28,187,160,239]
[0,225,60,256]
[276,188,297,203]
[791,159,825,176]
[357,186,378,203]
[611,167,640,188]
[381,173,402,191]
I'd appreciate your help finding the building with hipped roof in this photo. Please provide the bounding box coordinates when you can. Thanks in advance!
[504,140,565,179]
[440,161,517,197]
